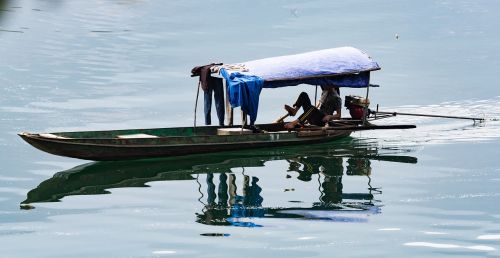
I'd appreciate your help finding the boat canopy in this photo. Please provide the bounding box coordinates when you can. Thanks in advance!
[220,46,380,89]
[215,47,380,124]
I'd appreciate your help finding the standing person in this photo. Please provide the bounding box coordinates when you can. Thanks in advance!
[283,87,342,129]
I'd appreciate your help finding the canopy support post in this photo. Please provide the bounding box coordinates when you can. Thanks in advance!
[314,85,318,104]
[193,81,201,134]
[228,108,234,126]
[241,110,248,127]
[363,85,370,125]
[224,79,233,126]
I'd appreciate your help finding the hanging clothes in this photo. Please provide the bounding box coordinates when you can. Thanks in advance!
[219,68,264,125]
[204,77,225,125]
[191,63,223,90]
[191,63,225,125]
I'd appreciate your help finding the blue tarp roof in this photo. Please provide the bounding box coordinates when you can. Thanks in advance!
[223,46,380,88]
[217,47,380,124]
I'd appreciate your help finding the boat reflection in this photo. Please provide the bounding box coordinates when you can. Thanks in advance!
[0,0,9,24]
[22,138,417,226]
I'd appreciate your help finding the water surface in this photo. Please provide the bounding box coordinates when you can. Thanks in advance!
[1,0,500,257]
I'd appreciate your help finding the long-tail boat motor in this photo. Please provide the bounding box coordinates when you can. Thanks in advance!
[345,95,370,119]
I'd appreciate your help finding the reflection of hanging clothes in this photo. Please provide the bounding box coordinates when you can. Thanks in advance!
[198,173,232,226]
[218,173,229,206]
[242,177,264,218]
[204,77,225,125]
[206,173,216,205]
[243,177,263,206]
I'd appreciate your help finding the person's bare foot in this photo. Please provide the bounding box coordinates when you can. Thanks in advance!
[284,122,295,129]
[284,105,297,116]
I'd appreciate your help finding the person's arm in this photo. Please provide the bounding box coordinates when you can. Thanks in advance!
[333,107,341,119]
[322,108,342,122]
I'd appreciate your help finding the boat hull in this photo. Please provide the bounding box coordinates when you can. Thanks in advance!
[19,126,352,161]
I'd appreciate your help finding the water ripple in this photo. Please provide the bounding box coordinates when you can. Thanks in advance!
[477,234,500,240]
[404,241,495,251]
[368,97,500,145]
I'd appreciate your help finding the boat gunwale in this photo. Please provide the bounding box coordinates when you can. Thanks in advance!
[19,131,352,148]
[20,130,299,141]
[19,120,363,140]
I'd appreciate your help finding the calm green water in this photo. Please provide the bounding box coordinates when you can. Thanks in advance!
[1,0,500,257]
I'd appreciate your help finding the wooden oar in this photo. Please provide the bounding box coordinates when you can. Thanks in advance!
[274,113,289,123]
[372,111,485,122]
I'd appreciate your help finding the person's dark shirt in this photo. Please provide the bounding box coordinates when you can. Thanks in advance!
[319,90,341,115]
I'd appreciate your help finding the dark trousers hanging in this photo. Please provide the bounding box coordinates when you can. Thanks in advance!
[204,77,225,126]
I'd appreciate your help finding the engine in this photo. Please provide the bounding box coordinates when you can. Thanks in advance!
[345,95,370,119]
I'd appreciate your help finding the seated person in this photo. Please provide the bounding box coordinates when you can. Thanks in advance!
[283,87,341,129]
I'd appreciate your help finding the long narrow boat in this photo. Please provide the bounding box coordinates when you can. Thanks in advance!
[19,47,416,161]
[18,121,414,161]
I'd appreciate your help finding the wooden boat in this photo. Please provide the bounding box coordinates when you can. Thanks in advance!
[19,47,416,161]
[18,121,414,161]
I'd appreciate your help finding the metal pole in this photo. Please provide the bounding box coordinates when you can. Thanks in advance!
[373,111,485,122]
[314,85,318,104]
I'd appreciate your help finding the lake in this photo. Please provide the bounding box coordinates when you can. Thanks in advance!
[1,0,500,257]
